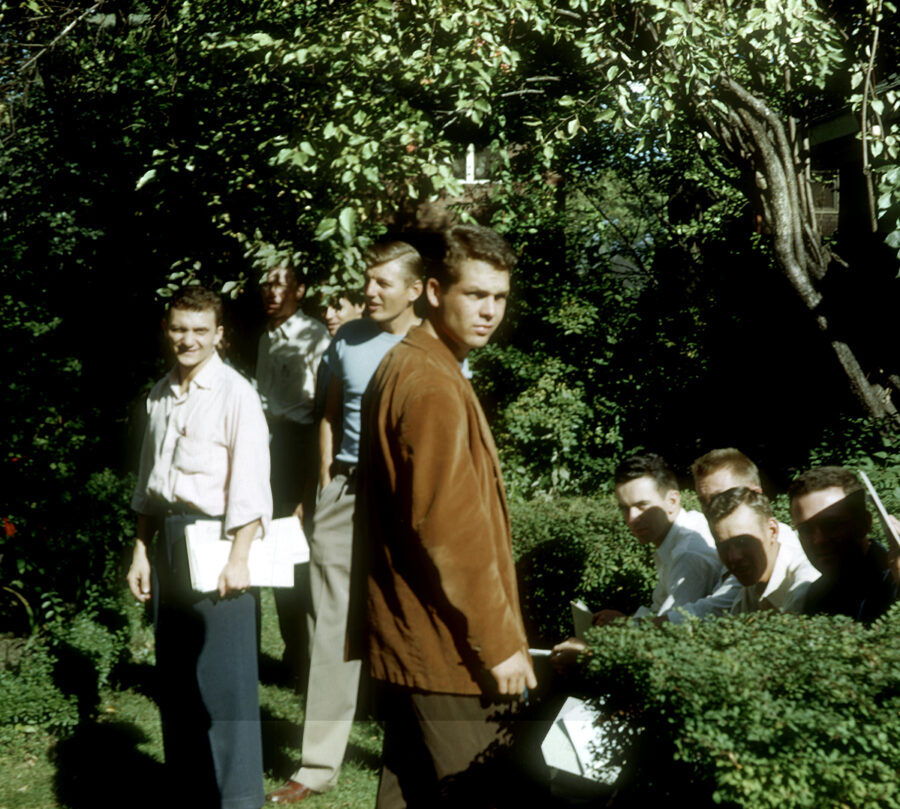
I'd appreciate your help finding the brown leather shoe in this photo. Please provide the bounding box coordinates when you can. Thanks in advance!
[266,780,315,804]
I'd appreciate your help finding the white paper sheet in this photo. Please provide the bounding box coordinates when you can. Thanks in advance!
[184,517,309,592]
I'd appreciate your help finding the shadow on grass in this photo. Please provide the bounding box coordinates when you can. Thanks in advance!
[110,660,159,700]
[53,721,164,809]
[344,739,381,771]
[258,651,292,688]
[261,706,303,778]
[261,707,381,781]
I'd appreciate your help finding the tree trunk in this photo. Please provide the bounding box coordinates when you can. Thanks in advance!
[708,80,899,423]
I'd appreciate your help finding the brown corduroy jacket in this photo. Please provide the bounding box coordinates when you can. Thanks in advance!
[355,326,529,695]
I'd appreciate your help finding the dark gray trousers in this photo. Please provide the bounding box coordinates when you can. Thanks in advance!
[375,685,520,809]
[153,515,264,809]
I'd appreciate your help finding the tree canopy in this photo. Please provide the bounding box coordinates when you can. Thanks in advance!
[2,0,899,511]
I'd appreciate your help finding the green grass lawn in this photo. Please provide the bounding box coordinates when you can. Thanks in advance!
[0,590,381,809]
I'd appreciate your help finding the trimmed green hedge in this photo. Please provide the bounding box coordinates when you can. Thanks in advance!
[582,608,900,809]
[511,495,656,644]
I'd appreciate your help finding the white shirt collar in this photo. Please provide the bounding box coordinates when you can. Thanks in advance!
[168,351,224,394]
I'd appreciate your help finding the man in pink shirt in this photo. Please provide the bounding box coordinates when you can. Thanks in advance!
[127,286,272,809]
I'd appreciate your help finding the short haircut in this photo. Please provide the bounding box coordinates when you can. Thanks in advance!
[168,286,223,327]
[691,448,761,488]
[327,287,365,307]
[707,486,773,527]
[613,452,678,495]
[434,224,517,287]
[788,466,863,501]
[364,241,423,283]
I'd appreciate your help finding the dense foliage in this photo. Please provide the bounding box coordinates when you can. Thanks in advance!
[511,495,656,642]
[582,608,900,809]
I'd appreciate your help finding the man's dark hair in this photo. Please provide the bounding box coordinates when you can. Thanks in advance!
[364,241,423,283]
[613,452,678,494]
[707,486,773,526]
[788,466,863,502]
[168,285,224,328]
[691,448,761,488]
[433,225,517,288]
[280,263,308,286]
[327,287,365,307]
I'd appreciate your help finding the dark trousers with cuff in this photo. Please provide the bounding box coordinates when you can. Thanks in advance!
[153,514,264,809]
[375,683,522,809]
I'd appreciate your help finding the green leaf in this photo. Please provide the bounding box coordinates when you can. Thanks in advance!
[135,169,156,190]
[315,217,337,241]
[338,206,357,244]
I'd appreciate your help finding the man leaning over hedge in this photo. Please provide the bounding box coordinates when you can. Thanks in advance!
[692,446,814,573]
[553,453,731,667]
[707,487,820,614]
[595,453,731,625]
[789,466,900,622]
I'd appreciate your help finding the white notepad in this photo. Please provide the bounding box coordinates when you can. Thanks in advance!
[184,517,309,592]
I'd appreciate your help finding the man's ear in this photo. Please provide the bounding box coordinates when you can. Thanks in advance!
[767,516,779,542]
[666,488,680,512]
[295,283,307,302]
[407,277,423,302]
[214,325,224,347]
[425,277,442,309]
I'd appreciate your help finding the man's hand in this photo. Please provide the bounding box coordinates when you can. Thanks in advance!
[126,540,152,603]
[490,650,537,696]
[592,609,627,627]
[217,558,251,598]
[550,637,588,673]
[217,518,259,597]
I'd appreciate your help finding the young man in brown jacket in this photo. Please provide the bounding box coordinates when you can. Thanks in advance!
[356,224,535,808]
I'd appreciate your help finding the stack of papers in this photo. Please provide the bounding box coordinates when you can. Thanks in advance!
[184,517,309,592]
[541,695,637,785]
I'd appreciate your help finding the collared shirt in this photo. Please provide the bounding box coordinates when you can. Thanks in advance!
[634,508,732,622]
[131,353,272,537]
[256,309,330,426]
[665,520,803,622]
[732,524,821,614]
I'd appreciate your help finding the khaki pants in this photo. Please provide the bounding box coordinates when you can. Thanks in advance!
[290,473,362,792]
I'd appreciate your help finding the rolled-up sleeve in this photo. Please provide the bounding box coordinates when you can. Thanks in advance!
[223,381,272,538]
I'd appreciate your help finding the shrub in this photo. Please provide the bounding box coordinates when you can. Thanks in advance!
[510,496,656,644]
[47,597,131,690]
[0,640,79,743]
[581,606,900,809]
[0,596,133,742]
[1,468,135,632]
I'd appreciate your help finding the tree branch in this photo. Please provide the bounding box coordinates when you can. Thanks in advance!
[723,78,813,275]
[861,0,882,232]
[734,105,821,310]
[14,2,107,78]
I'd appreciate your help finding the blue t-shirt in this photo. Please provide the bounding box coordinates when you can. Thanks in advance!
[327,318,405,465]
